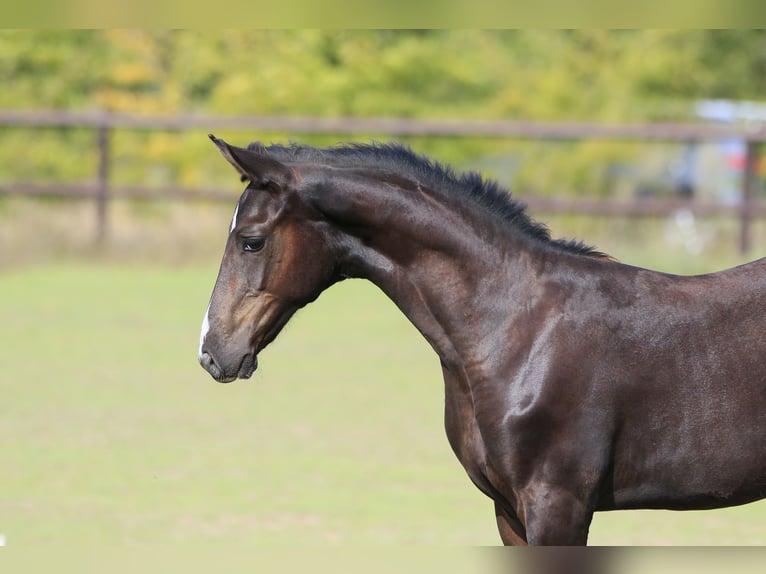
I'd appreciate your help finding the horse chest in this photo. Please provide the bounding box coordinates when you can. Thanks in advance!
[443,374,499,495]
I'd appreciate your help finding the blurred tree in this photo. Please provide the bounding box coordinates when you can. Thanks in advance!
[635,30,766,103]
[0,30,763,195]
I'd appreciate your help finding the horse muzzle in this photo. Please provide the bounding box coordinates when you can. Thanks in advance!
[199,350,258,383]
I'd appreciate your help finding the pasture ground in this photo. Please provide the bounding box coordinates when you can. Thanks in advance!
[2,198,766,549]
[3,253,766,546]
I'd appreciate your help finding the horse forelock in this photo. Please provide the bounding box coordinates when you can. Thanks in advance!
[245,141,607,259]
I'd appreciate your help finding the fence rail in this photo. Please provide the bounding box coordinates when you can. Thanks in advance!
[0,110,764,253]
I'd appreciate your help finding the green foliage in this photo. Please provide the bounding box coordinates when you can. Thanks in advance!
[635,30,766,104]
[1,30,764,195]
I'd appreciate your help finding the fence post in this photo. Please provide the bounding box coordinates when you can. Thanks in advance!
[95,124,110,245]
[740,141,758,255]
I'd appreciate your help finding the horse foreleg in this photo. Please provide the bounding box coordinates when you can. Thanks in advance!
[494,500,527,545]
[521,485,594,546]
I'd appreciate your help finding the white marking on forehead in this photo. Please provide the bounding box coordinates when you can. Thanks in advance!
[230,203,240,234]
[198,302,211,360]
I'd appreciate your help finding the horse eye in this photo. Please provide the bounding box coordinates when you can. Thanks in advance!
[242,237,266,253]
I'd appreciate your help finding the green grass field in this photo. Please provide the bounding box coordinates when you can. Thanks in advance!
[2,257,766,547]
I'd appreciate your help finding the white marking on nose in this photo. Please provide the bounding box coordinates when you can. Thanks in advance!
[198,302,211,360]
[230,204,239,234]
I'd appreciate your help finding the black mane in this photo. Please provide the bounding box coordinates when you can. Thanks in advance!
[249,141,606,259]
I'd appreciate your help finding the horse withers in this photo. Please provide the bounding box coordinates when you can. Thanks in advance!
[198,135,766,545]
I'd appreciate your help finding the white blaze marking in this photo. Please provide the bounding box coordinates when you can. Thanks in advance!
[198,302,211,360]
[200,201,237,361]
[230,203,239,233]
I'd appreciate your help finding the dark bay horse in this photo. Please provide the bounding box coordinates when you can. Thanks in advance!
[198,135,766,545]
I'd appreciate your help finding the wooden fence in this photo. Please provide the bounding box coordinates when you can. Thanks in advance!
[0,109,765,253]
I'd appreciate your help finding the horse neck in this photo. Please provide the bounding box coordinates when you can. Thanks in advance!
[314,172,537,368]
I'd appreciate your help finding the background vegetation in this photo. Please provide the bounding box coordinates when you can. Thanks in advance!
[6,30,766,118]
[3,30,766,195]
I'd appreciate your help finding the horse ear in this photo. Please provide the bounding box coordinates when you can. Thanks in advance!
[209,135,293,189]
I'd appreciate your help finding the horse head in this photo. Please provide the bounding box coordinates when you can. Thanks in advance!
[198,136,339,382]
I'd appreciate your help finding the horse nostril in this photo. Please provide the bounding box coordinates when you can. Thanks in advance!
[199,351,221,378]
